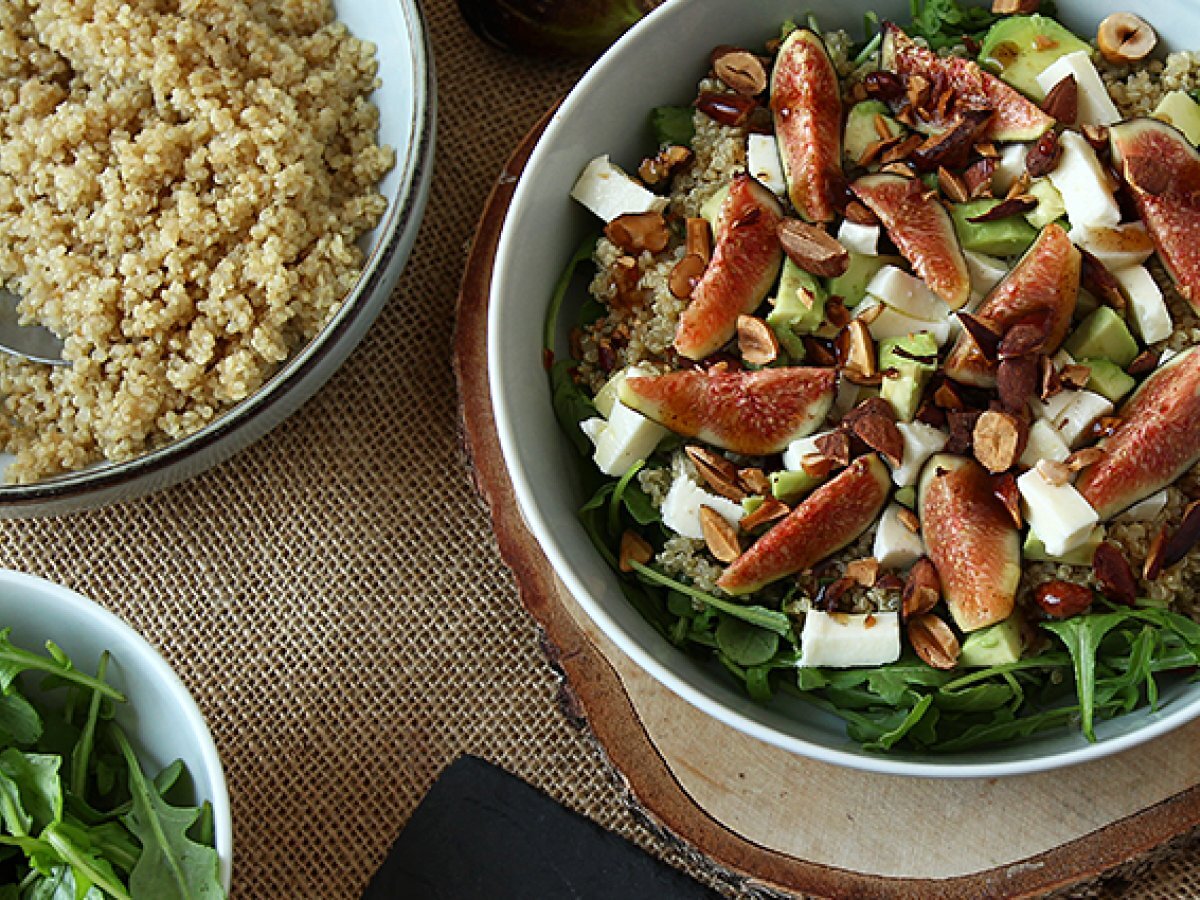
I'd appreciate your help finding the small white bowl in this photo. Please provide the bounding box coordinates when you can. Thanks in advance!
[0,570,232,890]
[489,0,1200,777]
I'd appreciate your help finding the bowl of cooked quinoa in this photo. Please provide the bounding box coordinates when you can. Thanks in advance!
[490,0,1200,775]
[0,0,433,513]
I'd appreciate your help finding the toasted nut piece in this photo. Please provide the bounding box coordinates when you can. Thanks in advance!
[619,530,653,573]
[902,558,941,620]
[741,497,790,531]
[964,157,998,198]
[999,321,1049,359]
[737,315,780,367]
[686,217,713,262]
[1065,447,1106,472]
[863,70,906,102]
[803,336,838,367]
[907,73,932,110]
[1144,526,1170,580]
[973,410,1027,473]
[1005,172,1032,200]
[685,445,746,501]
[814,430,853,467]
[957,313,1003,361]
[881,134,925,166]
[1040,354,1063,401]
[605,212,671,255]
[1127,349,1160,376]
[998,355,1040,412]
[713,49,768,96]
[844,199,881,225]
[639,145,693,185]
[908,614,960,669]
[873,113,894,141]
[993,472,1023,529]
[844,398,905,467]
[777,219,850,277]
[825,296,852,329]
[968,196,1038,222]
[801,453,836,479]
[1036,458,1072,487]
[1093,542,1138,606]
[934,380,968,411]
[992,0,1040,12]
[1081,124,1111,153]
[1060,364,1092,390]
[938,166,970,203]
[946,410,983,455]
[1080,247,1127,314]
[1033,580,1093,619]
[738,467,771,496]
[898,507,921,534]
[835,320,877,380]
[855,301,884,326]
[669,253,707,299]
[700,506,741,563]
[1162,498,1200,572]
[846,557,881,588]
[1097,12,1157,64]
[1039,75,1078,126]
[976,141,1000,159]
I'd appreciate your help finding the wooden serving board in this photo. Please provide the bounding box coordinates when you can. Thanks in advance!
[454,113,1200,898]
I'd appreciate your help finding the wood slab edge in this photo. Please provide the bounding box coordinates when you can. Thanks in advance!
[451,111,1200,899]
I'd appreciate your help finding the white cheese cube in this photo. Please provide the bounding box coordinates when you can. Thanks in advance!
[570,155,667,222]
[993,143,1029,194]
[1018,468,1100,558]
[1047,132,1122,230]
[1019,418,1071,468]
[800,611,901,668]
[1115,265,1173,344]
[660,474,743,540]
[580,417,607,447]
[891,421,950,488]
[964,250,1008,306]
[865,302,953,346]
[838,220,881,256]
[782,430,836,473]
[1036,51,1122,127]
[593,401,669,476]
[1073,223,1154,271]
[873,503,926,569]
[1113,489,1170,524]
[867,266,951,322]
[747,134,787,198]
[1040,389,1114,448]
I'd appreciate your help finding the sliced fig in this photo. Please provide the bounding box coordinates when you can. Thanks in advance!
[944,223,1080,388]
[1077,347,1200,520]
[620,366,836,456]
[718,455,891,595]
[1111,118,1200,307]
[771,28,843,223]
[881,23,1054,142]
[918,454,1021,632]
[674,175,784,360]
[851,173,971,309]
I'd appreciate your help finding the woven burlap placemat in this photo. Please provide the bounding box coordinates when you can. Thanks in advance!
[0,1,1195,897]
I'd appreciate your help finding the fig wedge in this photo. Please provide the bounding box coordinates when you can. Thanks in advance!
[1111,118,1200,307]
[881,23,1054,142]
[918,454,1021,632]
[771,28,844,223]
[944,223,1080,388]
[718,455,891,595]
[1077,347,1200,520]
[620,366,837,456]
[674,175,785,360]
[852,173,971,309]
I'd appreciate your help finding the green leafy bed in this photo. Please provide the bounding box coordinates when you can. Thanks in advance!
[0,632,223,899]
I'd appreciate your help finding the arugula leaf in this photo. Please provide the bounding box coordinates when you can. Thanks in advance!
[543,234,598,354]
[42,822,130,900]
[0,769,30,838]
[0,634,123,703]
[908,0,998,50]
[1043,613,1138,741]
[70,653,108,803]
[649,107,694,148]
[0,751,61,835]
[715,617,779,667]
[550,361,599,458]
[608,461,645,538]
[630,563,792,636]
[0,692,41,747]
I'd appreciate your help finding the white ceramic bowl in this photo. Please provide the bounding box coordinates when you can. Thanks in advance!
[0,570,232,889]
[0,0,434,516]
[490,0,1200,777]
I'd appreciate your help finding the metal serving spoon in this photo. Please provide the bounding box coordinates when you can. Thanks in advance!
[0,287,65,366]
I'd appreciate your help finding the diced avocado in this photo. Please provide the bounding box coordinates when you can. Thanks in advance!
[700,184,730,233]
[951,200,1039,257]
[771,469,820,503]
[895,485,917,509]
[1064,307,1140,369]
[978,15,1092,101]
[742,495,764,516]
[828,253,897,308]
[1024,178,1067,230]
[1024,524,1105,566]
[766,259,826,355]
[650,105,695,149]
[1080,357,1137,403]
[959,617,1024,668]
[1152,91,1200,146]
[845,100,904,168]
[879,333,938,422]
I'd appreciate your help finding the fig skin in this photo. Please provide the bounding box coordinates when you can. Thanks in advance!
[718,454,892,595]
[674,175,784,360]
[1077,347,1200,520]
[771,28,844,223]
[620,366,837,456]
[918,454,1021,632]
[1111,118,1200,307]
[944,223,1080,388]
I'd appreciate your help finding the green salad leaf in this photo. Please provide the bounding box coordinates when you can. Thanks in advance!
[907,0,999,49]
[649,106,694,148]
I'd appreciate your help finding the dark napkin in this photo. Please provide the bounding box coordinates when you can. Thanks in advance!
[362,755,720,899]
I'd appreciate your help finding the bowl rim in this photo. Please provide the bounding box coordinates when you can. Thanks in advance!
[0,0,435,507]
[488,0,1200,778]
[0,568,233,889]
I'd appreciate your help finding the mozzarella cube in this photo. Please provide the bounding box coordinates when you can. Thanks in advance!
[1116,265,1173,344]
[1019,418,1071,468]
[867,266,952,322]
[1036,51,1122,127]
[580,417,607,447]
[864,302,953,346]
[1073,223,1154,271]
[838,220,881,256]
[1113,489,1170,524]
[964,250,1008,306]
[660,473,743,540]
[747,134,787,198]
[1018,468,1100,558]
[891,421,950,488]
[570,155,667,222]
[993,143,1029,195]
[782,430,835,472]
[799,611,901,668]
[1047,132,1122,230]
[1039,389,1114,448]
[873,503,926,569]
[593,401,669,476]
